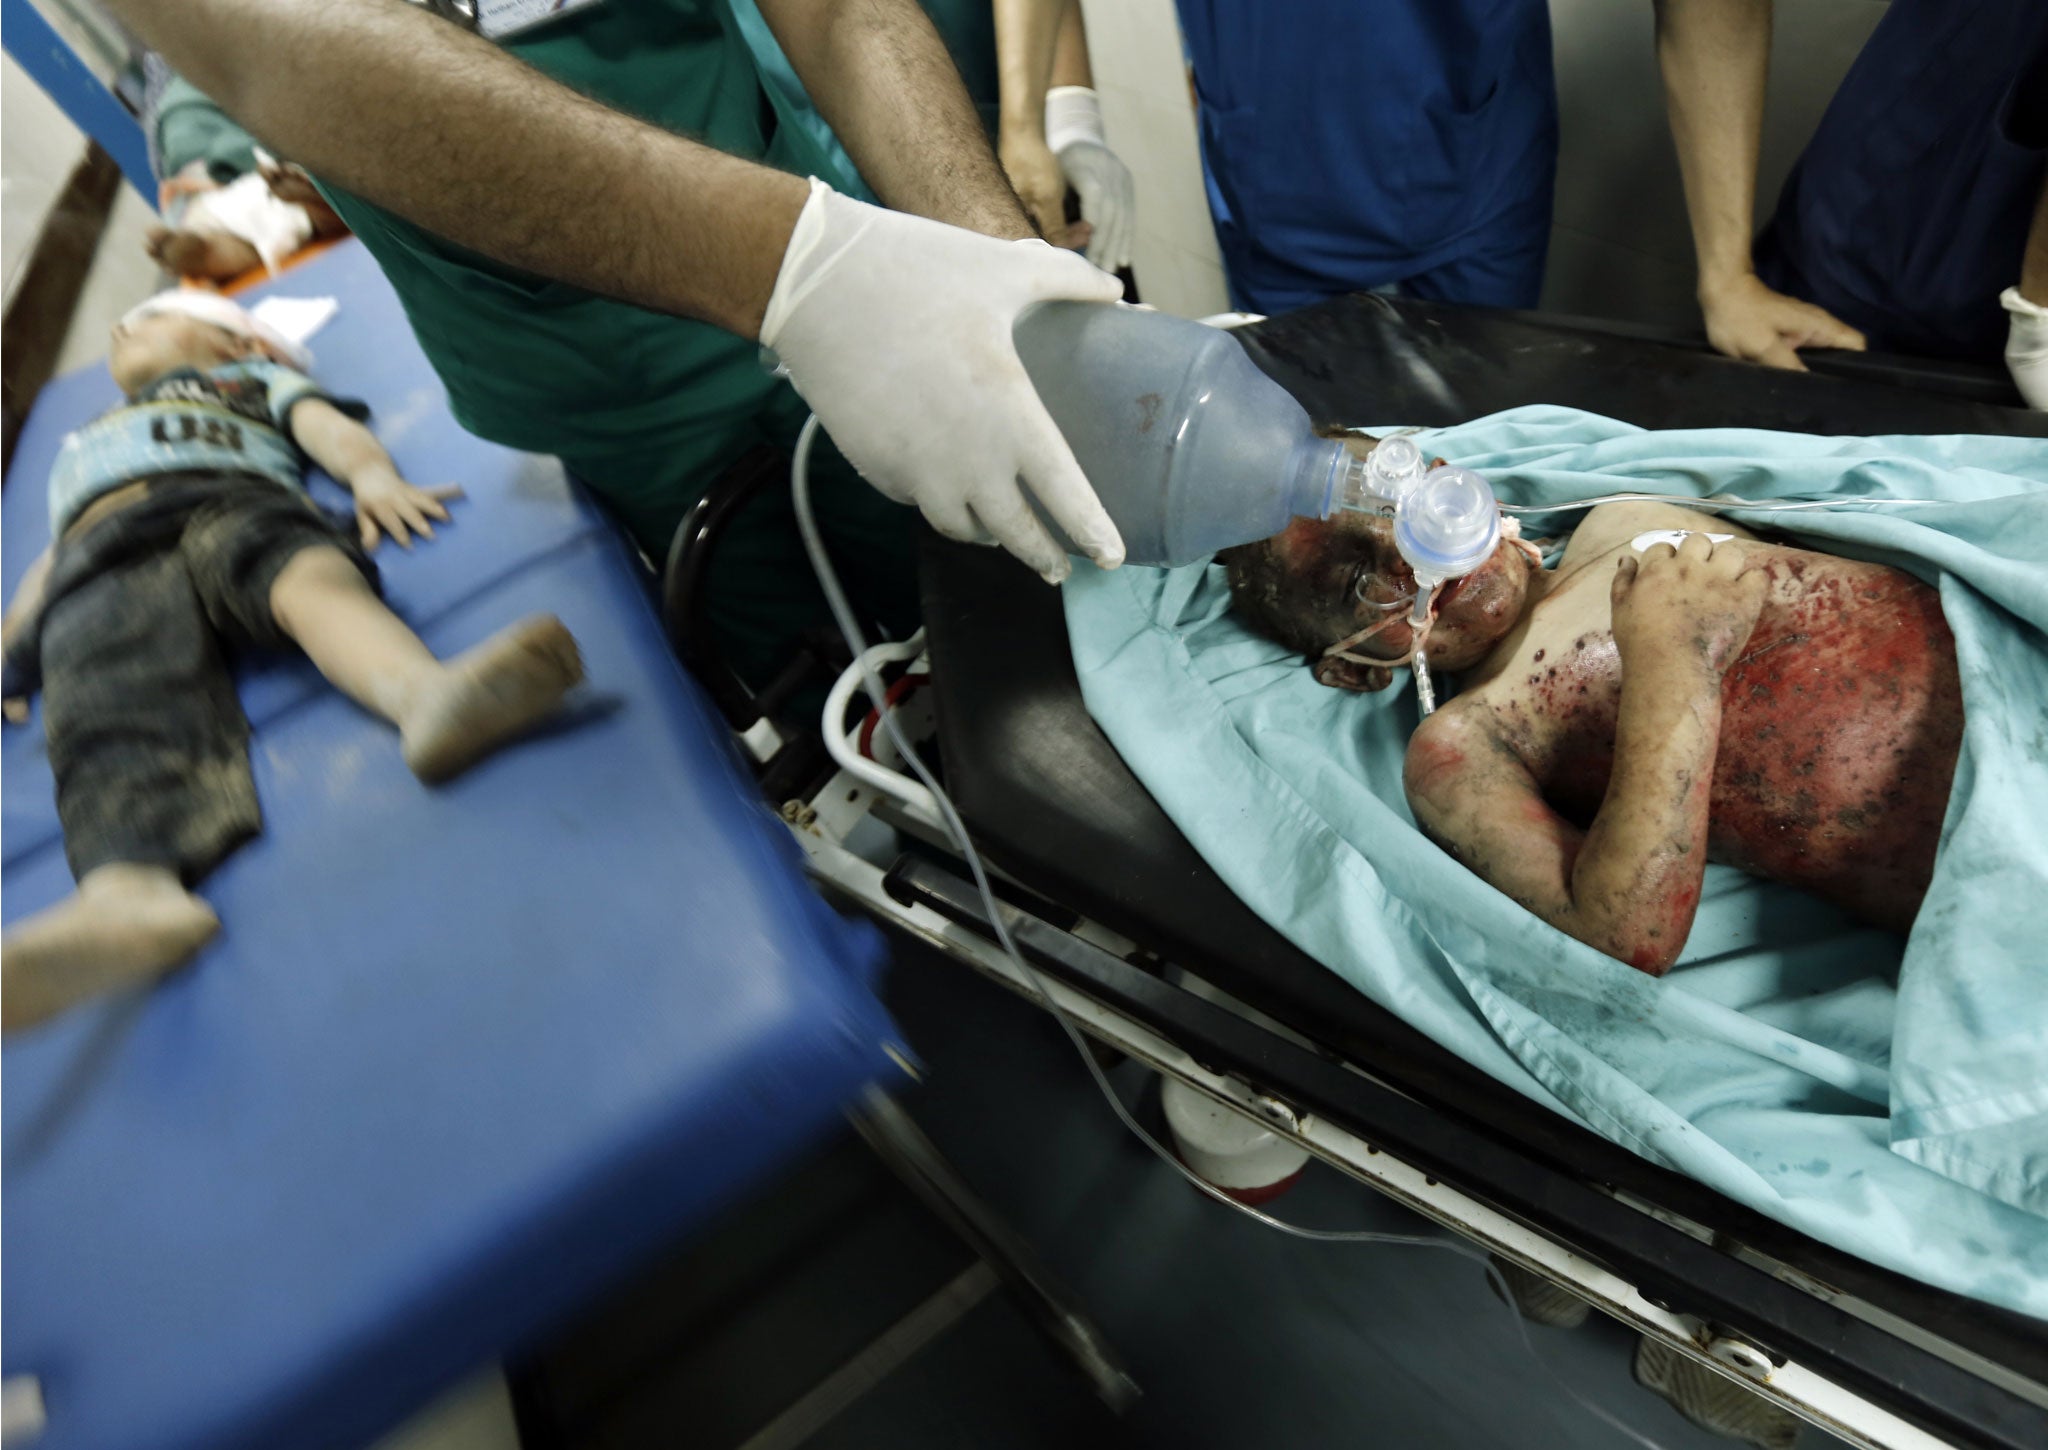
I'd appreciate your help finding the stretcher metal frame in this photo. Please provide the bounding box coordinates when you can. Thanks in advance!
[662,294,2048,1450]
[779,737,2045,1450]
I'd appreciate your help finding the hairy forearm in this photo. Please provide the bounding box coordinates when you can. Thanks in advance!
[767,0,1033,239]
[101,0,805,337]
[1569,658,1720,971]
[1655,0,1773,293]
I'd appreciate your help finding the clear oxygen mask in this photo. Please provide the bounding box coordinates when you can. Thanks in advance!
[1332,448,1503,588]
[1395,467,1502,586]
[1325,452,1504,719]
[1362,434,1429,504]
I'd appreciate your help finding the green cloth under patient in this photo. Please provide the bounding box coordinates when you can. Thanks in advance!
[1064,404,2048,1317]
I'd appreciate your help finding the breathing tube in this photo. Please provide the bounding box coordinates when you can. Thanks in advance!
[790,414,1674,1450]
[1316,437,1505,716]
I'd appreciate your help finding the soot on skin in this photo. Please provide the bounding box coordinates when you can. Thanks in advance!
[1489,555,1960,930]
[1270,514,1531,670]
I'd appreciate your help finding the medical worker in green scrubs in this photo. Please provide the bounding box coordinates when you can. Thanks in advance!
[112,0,1128,687]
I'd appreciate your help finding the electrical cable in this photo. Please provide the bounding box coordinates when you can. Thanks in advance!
[1498,490,1946,516]
[791,415,1674,1449]
[820,633,937,816]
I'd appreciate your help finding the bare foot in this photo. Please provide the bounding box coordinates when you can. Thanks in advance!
[3,865,219,1030]
[144,224,260,282]
[400,615,584,784]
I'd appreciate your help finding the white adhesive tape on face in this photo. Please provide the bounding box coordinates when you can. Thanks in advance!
[1631,529,1735,553]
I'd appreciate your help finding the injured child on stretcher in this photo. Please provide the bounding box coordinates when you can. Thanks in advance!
[0,292,586,1030]
[1223,437,1961,977]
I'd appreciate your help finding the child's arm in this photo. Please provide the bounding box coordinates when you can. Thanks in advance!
[2,546,54,721]
[3,547,53,651]
[288,397,463,549]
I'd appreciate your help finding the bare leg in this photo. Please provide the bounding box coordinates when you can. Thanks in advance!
[267,547,442,722]
[267,547,584,783]
[144,223,261,281]
[2,864,219,1031]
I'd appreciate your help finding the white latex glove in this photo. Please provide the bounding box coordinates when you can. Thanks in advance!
[1046,87,1135,274]
[761,178,1127,582]
[2001,286,2048,410]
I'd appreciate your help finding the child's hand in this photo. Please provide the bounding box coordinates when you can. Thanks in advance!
[1611,533,1766,677]
[350,466,464,550]
[3,697,28,725]
[261,158,313,204]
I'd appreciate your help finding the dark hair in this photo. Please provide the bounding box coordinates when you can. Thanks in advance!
[1218,539,1344,656]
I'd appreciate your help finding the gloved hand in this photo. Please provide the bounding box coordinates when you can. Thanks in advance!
[759,178,1127,583]
[1045,87,1135,274]
[2002,286,2048,410]
[1699,271,1865,371]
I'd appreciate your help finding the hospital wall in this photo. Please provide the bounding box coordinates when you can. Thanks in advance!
[3,52,83,309]
[3,0,159,371]
[1080,0,1891,330]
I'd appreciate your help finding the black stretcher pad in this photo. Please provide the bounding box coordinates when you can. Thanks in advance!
[917,296,2048,1408]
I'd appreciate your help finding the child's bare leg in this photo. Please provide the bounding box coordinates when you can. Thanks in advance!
[267,547,583,783]
[2,865,219,1031]
[267,547,440,720]
[144,223,261,281]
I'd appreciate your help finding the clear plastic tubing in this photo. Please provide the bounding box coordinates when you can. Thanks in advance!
[1412,648,1437,716]
[1395,468,1500,718]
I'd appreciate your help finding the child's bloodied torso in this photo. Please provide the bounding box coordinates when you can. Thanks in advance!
[1473,534,1962,931]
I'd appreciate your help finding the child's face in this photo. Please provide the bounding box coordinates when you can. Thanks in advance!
[108,312,256,395]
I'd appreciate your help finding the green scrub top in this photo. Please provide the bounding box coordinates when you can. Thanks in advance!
[319,1,873,541]
[316,0,934,683]
[153,74,262,184]
[918,0,1000,134]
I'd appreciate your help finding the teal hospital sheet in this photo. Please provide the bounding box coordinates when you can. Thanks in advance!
[1063,405,2048,1317]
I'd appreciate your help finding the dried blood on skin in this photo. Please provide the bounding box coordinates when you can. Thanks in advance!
[1406,732,1467,797]
[1512,633,1622,824]
[1429,549,1531,665]
[1661,880,1701,953]
[1708,556,1960,929]
[1452,549,1961,955]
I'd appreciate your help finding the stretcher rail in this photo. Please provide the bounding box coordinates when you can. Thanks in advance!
[881,853,2048,1450]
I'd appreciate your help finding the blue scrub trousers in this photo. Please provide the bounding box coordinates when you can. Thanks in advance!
[1756,0,2048,362]
[1179,0,1558,317]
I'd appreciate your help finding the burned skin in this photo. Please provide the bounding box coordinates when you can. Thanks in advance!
[1400,501,1961,971]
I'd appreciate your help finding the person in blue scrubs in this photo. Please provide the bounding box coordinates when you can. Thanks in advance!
[1177,0,1558,317]
[1657,0,2048,394]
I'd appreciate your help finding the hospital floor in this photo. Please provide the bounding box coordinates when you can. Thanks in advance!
[501,937,1849,1450]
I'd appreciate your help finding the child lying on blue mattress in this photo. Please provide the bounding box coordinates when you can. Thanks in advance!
[1222,435,1961,976]
[0,291,585,1030]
